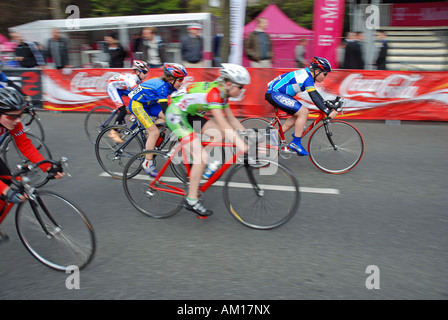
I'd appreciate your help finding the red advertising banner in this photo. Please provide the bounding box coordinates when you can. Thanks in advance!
[391,2,448,27]
[312,0,345,69]
[43,68,448,121]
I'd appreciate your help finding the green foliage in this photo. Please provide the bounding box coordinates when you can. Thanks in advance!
[246,0,315,30]
[90,0,187,17]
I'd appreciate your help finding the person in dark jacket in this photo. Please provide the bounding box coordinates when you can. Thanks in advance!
[343,31,364,69]
[12,32,45,68]
[138,27,167,68]
[104,32,127,68]
[47,28,71,69]
[181,24,203,67]
[375,30,388,70]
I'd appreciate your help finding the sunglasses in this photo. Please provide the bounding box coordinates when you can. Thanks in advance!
[3,113,23,120]
[176,78,184,83]
[232,84,244,90]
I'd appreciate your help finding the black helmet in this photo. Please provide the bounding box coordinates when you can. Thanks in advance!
[310,56,332,73]
[0,87,27,113]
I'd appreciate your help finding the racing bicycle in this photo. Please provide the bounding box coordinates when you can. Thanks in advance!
[240,97,365,174]
[0,158,96,271]
[122,134,300,230]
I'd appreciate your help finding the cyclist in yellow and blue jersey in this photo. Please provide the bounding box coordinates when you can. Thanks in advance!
[128,62,187,177]
[265,56,338,156]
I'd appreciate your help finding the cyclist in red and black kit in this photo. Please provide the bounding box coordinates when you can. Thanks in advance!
[0,87,64,242]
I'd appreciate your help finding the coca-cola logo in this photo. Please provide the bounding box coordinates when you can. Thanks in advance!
[340,73,422,100]
[70,72,117,94]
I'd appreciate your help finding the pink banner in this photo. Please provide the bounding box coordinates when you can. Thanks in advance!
[312,0,345,68]
[391,2,448,27]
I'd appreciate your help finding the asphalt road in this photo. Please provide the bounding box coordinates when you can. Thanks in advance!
[0,111,447,301]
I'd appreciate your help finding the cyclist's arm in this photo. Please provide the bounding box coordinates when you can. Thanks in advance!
[306,87,330,115]
[223,106,245,132]
[9,123,51,172]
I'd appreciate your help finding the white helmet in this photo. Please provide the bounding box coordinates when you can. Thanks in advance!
[219,63,251,85]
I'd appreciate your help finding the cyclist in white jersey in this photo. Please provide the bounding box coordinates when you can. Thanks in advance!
[265,56,338,156]
[106,60,149,142]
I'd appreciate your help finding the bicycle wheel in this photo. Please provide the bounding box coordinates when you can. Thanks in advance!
[95,125,145,179]
[240,117,280,163]
[223,160,300,230]
[1,133,52,187]
[308,120,364,174]
[15,190,96,271]
[21,113,45,141]
[84,106,114,144]
[123,150,184,219]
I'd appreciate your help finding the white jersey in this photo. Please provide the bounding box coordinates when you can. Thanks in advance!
[107,73,140,91]
[106,73,141,107]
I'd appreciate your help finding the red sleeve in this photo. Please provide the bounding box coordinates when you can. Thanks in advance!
[9,123,51,172]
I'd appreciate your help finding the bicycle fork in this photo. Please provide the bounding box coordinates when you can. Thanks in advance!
[244,162,264,197]
[323,120,338,150]
[28,193,61,239]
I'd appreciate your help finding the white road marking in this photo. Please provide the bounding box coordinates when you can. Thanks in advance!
[99,172,340,195]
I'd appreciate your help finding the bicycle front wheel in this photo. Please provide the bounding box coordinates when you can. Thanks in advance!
[95,125,144,179]
[224,160,300,230]
[123,150,184,219]
[15,191,96,271]
[308,120,364,174]
[84,106,114,144]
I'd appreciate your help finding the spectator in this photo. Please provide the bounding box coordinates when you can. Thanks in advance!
[139,27,166,68]
[343,31,364,69]
[46,28,71,69]
[244,17,272,68]
[181,24,203,68]
[295,38,308,68]
[12,32,45,68]
[104,32,127,68]
[375,30,388,70]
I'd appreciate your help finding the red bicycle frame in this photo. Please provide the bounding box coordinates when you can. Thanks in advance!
[148,140,245,196]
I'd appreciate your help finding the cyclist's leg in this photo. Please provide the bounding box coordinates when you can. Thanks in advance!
[129,101,159,176]
[106,86,127,143]
[265,92,308,155]
[0,158,12,240]
[166,108,212,216]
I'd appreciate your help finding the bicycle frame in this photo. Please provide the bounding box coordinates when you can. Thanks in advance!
[148,141,245,196]
[268,108,327,141]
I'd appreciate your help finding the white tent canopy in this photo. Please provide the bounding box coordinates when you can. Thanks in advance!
[10,12,217,67]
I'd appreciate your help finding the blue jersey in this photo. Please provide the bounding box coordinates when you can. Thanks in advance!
[128,78,175,108]
[267,68,316,97]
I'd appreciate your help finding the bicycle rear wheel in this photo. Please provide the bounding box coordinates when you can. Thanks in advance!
[95,125,144,179]
[224,160,300,230]
[240,117,280,161]
[123,150,184,219]
[21,113,45,141]
[15,191,96,271]
[1,133,52,187]
[308,120,364,174]
[84,106,114,144]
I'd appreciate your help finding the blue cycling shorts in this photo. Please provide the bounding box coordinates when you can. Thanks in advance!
[265,91,302,115]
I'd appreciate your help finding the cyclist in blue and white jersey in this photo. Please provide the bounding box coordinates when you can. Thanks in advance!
[265,56,338,156]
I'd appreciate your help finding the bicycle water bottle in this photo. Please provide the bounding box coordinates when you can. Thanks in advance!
[202,160,220,179]
[156,131,165,147]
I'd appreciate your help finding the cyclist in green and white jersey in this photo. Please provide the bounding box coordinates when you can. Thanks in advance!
[166,63,250,217]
